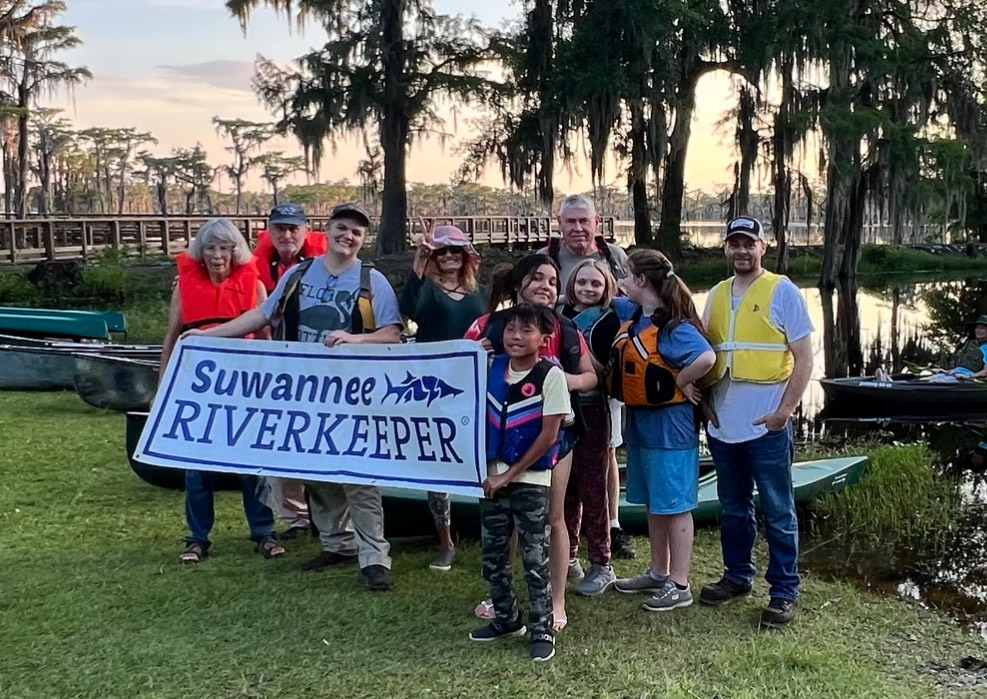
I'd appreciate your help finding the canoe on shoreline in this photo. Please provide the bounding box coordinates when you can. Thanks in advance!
[0,307,127,334]
[0,340,161,391]
[123,411,867,532]
[73,354,159,411]
[378,456,868,535]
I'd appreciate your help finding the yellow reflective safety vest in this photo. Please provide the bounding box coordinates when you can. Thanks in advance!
[706,271,793,384]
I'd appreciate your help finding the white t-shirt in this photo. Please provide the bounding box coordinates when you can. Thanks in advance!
[702,275,813,444]
[489,362,571,487]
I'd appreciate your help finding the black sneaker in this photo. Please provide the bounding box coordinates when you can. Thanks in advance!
[530,632,556,662]
[610,527,637,559]
[759,598,796,630]
[469,618,527,642]
[360,564,392,591]
[699,576,753,606]
[301,550,358,572]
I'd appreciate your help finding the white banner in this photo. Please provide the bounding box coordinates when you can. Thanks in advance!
[136,336,487,497]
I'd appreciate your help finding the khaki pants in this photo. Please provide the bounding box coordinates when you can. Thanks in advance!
[307,481,392,569]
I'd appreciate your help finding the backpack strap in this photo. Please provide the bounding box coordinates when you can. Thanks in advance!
[547,237,562,265]
[594,235,621,279]
[273,257,316,342]
[353,261,376,334]
[556,312,583,375]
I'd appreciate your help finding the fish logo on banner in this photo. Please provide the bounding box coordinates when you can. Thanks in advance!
[384,372,464,407]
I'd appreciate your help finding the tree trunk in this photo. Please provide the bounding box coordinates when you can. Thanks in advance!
[234,176,243,215]
[1,141,12,216]
[271,181,280,207]
[157,181,168,215]
[377,109,409,255]
[656,101,691,260]
[628,100,653,246]
[15,80,30,217]
[820,42,853,288]
[656,55,704,260]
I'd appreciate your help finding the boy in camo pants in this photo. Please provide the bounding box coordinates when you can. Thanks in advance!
[468,304,571,662]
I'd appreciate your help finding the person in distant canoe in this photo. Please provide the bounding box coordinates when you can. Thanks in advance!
[252,204,328,541]
[160,218,283,565]
[399,222,486,572]
[952,315,987,378]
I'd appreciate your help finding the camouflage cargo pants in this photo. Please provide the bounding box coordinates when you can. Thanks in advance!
[480,482,552,635]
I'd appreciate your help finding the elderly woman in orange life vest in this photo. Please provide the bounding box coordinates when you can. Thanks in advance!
[160,218,284,565]
[399,221,487,572]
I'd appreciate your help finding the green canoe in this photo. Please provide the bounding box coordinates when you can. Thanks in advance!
[378,456,869,537]
[0,312,110,341]
[0,307,126,334]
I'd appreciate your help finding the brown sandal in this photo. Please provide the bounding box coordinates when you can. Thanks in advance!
[257,536,286,559]
[180,543,208,565]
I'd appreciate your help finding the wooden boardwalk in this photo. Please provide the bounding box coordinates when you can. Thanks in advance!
[0,215,616,264]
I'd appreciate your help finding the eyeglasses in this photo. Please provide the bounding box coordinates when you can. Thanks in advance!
[433,247,461,257]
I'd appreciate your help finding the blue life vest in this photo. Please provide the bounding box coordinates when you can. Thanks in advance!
[486,355,560,471]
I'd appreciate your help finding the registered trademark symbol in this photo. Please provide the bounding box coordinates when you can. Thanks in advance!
[461,416,470,425]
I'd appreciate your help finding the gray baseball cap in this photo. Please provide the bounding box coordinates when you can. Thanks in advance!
[330,202,371,227]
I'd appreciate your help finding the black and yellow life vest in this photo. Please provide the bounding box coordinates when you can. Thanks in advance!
[605,307,688,408]
[272,258,376,341]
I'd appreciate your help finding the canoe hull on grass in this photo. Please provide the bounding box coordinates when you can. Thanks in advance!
[73,353,159,411]
[0,342,161,391]
[377,456,869,536]
[125,411,241,491]
[124,407,869,535]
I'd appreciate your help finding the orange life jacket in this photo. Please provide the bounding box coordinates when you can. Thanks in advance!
[177,253,259,336]
[253,230,329,292]
[605,308,689,408]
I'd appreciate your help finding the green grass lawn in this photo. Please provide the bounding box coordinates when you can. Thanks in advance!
[1,392,985,699]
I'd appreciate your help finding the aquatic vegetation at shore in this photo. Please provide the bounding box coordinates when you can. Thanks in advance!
[811,444,965,564]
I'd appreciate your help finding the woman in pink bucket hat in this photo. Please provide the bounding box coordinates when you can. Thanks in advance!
[399,220,487,571]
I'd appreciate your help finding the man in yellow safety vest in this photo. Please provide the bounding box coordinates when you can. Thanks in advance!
[698,216,814,630]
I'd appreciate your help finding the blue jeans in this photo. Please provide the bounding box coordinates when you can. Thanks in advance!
[185,470,276,547]
[708,425,799,601]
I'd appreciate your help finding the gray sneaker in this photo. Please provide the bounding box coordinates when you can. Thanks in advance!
[642,580,693,612]
[574,563,617,597]
[614,569,669,594]
[429,548,456,571]
[567,557,585,583]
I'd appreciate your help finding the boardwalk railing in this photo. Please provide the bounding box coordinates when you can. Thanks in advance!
[0,215,617,264]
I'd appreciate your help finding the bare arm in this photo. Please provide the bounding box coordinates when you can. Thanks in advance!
[565,349,598,393]
[777,335,813,416]
[676,349,717,404]
[253,281,271,340]
[676,350,717,387]
[325,324,402,347]
[753,334,813,429]
[159,286,183,381]
[184,307,271,339]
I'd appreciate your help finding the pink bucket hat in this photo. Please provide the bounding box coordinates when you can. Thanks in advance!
[430,225,481,273]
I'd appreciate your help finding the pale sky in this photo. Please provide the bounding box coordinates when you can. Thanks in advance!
[52,0,741,195]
